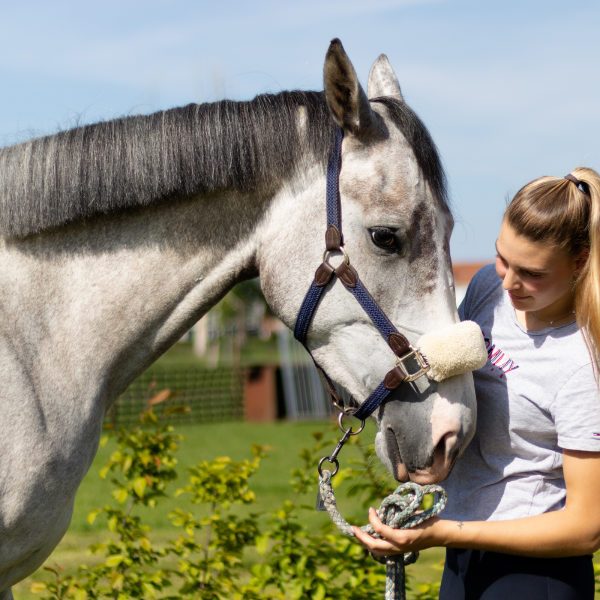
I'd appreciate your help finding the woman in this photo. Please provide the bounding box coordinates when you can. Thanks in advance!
[354,167,600,598]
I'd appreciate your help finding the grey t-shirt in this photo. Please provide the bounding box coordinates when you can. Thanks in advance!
[443,264,600,522]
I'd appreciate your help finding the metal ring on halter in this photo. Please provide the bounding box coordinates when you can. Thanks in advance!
[338,411,365,436]
[395,347,431,383]
[330,396,346,414]
[322,245,349,267]
[318,455,340,478]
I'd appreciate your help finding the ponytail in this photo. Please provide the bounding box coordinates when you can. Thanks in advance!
[571,167,600,375]
[505,166,600,375]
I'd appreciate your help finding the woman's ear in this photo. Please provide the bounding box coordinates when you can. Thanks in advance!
[574,248,590,275]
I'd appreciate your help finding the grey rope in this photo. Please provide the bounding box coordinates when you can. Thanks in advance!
[319,470,447,600]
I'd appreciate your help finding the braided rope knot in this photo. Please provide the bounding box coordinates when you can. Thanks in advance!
[363,480,447,565]
[318,470,447,600]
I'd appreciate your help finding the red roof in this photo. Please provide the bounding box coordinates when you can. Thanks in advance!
[452,261,492,286]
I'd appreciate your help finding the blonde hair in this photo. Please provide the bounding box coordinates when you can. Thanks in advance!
[505,167,600,374]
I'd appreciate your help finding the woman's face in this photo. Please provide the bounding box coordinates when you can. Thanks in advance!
[495,220,580,316]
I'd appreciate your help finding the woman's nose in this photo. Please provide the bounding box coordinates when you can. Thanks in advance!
[502,268,520,290]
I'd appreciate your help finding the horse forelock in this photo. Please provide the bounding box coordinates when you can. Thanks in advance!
[0,92,335,238]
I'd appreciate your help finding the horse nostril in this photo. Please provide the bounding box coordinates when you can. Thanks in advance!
[385,427,402,466]
[433,432,458,466]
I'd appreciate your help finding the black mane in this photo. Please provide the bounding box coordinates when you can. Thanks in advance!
[0,92,334,237]
[0,91,447,238]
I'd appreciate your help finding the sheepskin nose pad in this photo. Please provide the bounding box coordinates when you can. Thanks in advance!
[417,320,488,382]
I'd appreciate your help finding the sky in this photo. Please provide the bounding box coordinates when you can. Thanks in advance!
[1,0,598,261]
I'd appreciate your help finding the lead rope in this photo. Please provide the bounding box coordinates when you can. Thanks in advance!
[317,415,447,600]
[318,472,447,600]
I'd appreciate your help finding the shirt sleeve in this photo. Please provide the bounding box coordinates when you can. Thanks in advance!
[458,278,474,321]
[552,362,600,451]
[458,264,497,322]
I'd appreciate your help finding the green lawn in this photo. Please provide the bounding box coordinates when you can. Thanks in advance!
[14,420,445,599]
[157,338,281,369]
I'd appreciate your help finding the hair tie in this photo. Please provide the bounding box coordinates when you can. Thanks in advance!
[564,173,590,196]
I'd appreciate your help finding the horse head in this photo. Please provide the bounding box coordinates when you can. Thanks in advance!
[259,39,478,484]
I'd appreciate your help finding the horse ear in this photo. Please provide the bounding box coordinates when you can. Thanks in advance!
[367,54,404,101]
[323,38,377,137]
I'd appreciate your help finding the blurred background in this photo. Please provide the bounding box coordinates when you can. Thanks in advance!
[1,0,598,424]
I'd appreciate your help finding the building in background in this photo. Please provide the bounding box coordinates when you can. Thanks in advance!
[453,261,491,306]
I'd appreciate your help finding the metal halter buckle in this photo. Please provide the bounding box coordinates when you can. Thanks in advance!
[322,245,349,267]
[395,348,430,383]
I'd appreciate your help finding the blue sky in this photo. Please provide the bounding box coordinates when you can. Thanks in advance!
[1,0,598,260]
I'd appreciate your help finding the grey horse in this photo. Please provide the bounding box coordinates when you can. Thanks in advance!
[0,39,476,597]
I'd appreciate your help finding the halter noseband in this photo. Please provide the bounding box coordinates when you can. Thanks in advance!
[293,128,430,420]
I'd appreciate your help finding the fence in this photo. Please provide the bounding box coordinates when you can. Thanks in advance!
[108,330,336,427]
[276,328,333,420]
[106,365,244,427]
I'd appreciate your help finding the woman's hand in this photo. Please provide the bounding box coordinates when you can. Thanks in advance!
[354,451,600,558]
[352,508,449,557]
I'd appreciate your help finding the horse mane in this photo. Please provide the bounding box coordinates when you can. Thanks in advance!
[0,92,334,238]
[0,91,447,238]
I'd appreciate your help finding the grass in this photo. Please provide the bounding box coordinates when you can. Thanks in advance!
[14,420,445,599]
[157,338,281,369]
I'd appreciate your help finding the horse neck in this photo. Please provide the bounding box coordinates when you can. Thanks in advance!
[0,192,268,409]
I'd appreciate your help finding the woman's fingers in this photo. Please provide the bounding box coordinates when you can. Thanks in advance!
[368,507,401,539]
[352,525,404,556]
[352,507,431,556]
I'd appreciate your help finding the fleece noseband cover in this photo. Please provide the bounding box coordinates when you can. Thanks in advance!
[417,321,488,382]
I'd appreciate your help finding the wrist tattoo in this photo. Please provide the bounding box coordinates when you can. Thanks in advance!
[457,521,464,530]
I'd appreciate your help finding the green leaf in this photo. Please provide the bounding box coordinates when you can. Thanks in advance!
[29,582,47,594]
[255,534,269,555]
[112,488,128,504]
[86,510,100,525]
[72,589,88,600]
[105,554,125,567]
[133,477,147,498]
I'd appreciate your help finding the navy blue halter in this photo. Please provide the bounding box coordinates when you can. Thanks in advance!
[293,128,430,421]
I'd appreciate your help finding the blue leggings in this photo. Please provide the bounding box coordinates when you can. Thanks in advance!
[440,548,594,599]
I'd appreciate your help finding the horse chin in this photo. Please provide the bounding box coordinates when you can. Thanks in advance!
[392,461,451,484]
[408,465,451,485]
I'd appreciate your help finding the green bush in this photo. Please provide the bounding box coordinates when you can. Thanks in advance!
[30,414,386,598]
[46,412,600,599]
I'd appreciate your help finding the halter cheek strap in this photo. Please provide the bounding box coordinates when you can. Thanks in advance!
[293,128,430,421]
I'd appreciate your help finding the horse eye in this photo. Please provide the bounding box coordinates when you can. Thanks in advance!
[369,227,401,253]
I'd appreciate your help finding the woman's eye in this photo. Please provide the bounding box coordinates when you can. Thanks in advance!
[369,227,401,253]
[521,270,544,279]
